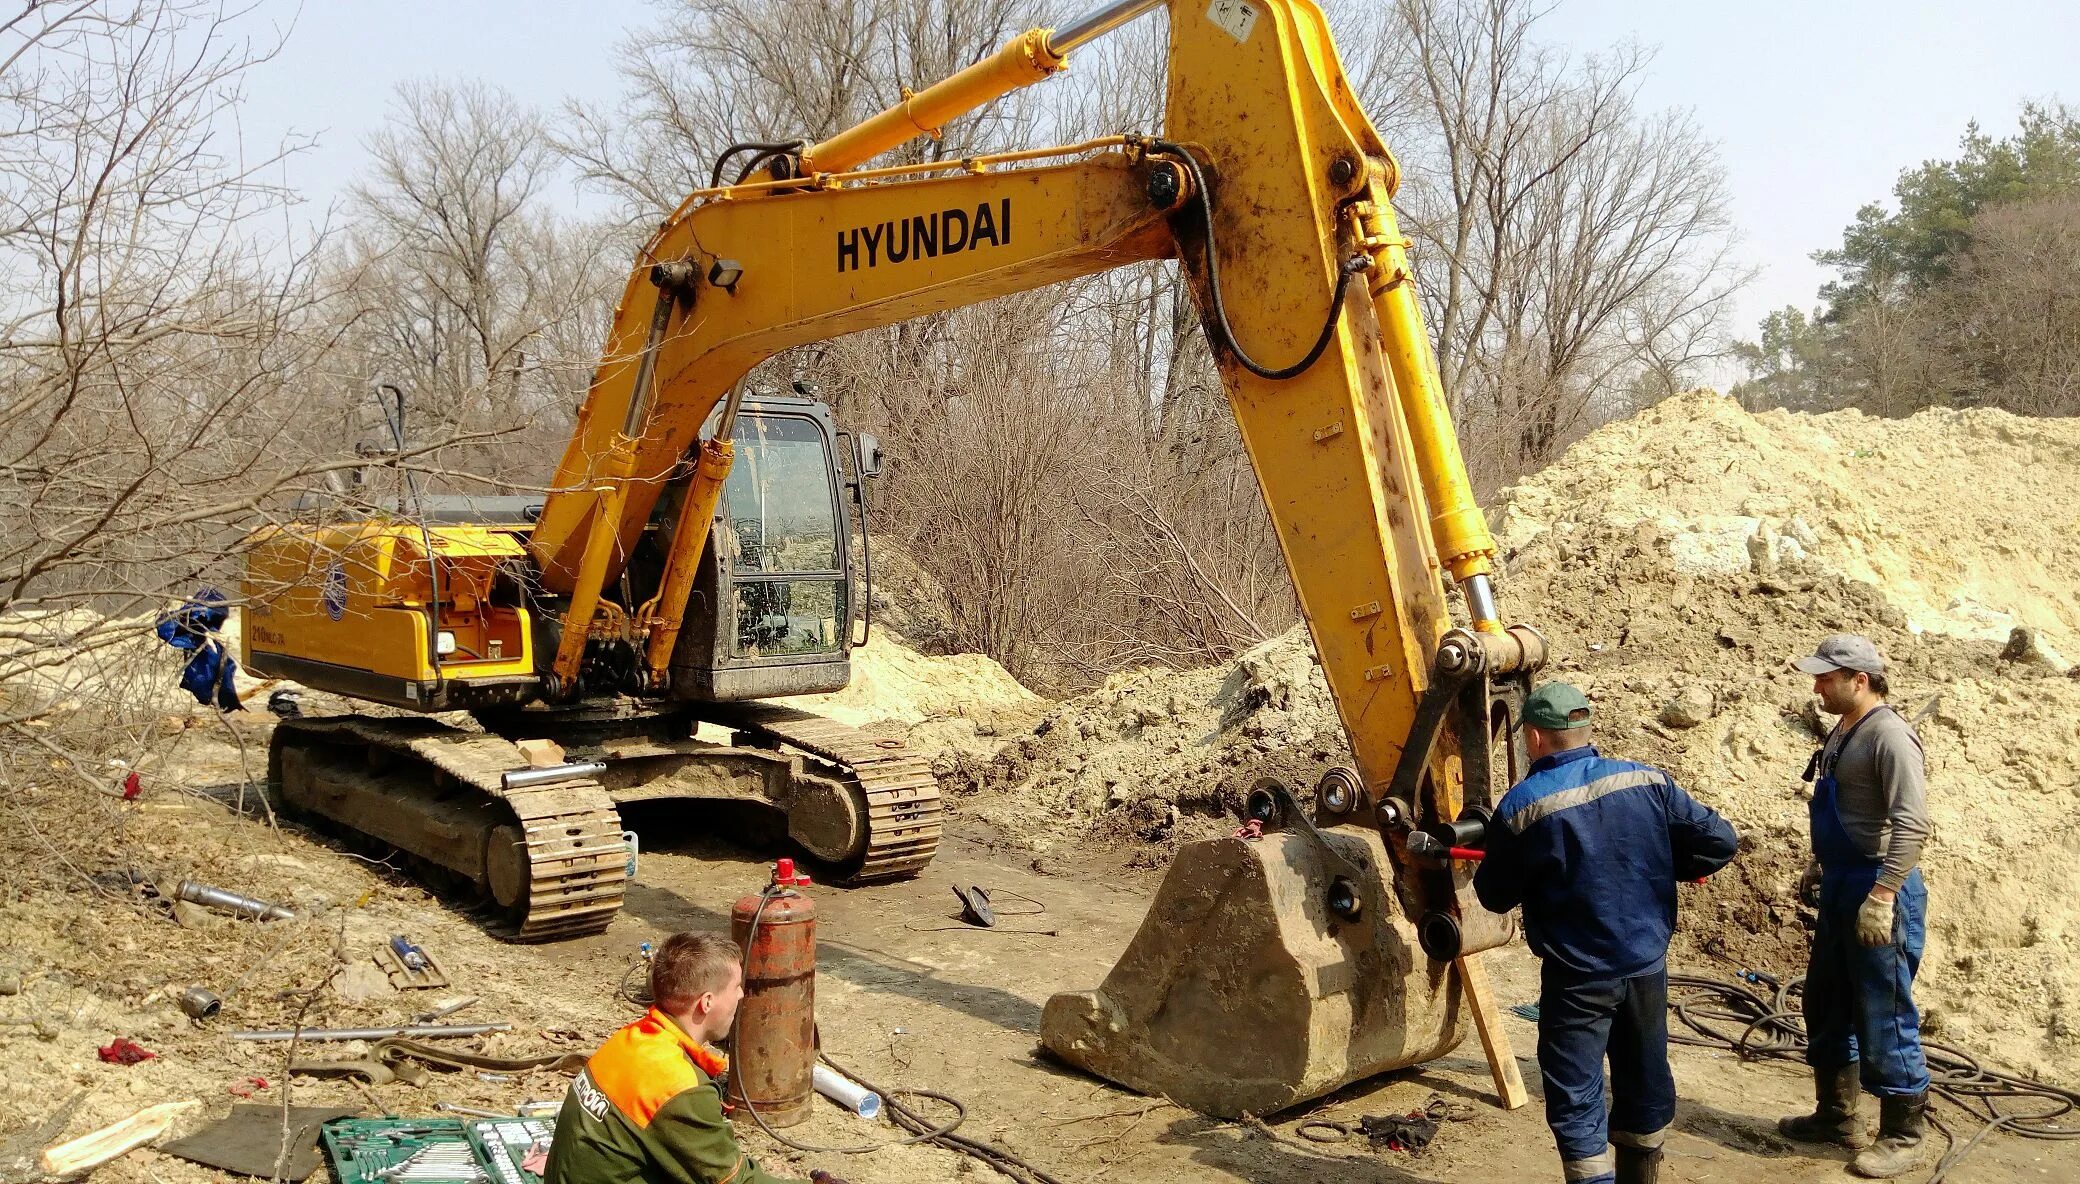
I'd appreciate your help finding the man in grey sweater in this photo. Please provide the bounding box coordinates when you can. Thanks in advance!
[1778,634,1933,1178]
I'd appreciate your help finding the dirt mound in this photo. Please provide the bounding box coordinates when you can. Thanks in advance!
[963,391,2080,1084]
[946,628,1353,863]
[1497,392,2080,1085]
[780,630,1040,729]
[1496,391,2080,661]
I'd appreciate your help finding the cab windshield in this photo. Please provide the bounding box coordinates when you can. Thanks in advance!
[720,414,845,657]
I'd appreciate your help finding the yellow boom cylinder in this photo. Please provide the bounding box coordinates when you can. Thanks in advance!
[798,30,1068,175]
[642,437,735,679]
[551,439,639,688]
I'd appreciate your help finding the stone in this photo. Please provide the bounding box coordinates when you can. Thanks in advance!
[1999,627,2067,672]
[333,962,394,1003]
[171,901,226,931]
[1659,686,1716,729]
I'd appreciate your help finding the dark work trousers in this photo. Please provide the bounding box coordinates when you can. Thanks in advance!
[1802,868,1931,1096]
[1537,965,1676,1183]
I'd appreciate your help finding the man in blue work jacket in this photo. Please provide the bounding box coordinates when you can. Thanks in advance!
[1778,634,1932,1178]
[1474,683,1740,1184]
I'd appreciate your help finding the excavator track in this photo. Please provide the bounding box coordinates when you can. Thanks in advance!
[270,717,629,942]
[267,703,940,941]
[710,703,943,882]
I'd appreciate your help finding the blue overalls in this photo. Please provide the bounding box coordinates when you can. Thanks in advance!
[1802,706,1930,1097]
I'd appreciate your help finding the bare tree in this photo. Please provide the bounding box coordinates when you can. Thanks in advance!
[0,2,313,628]
[559,0,1036,217]
[0,5,522,773]
[0,1,348,887]
[335,80,619,486]
[1935,192,2080,414]
[1355,0,1747,483]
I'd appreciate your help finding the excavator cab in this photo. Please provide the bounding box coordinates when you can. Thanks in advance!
[668,393,864,702]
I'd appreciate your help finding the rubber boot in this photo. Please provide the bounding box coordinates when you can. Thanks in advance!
[1850,1093,1928,1178]
[1777,1063,1871,1148]
[1615,1144,1662,1184]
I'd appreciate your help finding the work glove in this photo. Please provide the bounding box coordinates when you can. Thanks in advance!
[1797,860,1822,907]
[1856,891,1895,947]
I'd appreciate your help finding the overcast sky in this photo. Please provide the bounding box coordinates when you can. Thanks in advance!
[239,0,2078,344]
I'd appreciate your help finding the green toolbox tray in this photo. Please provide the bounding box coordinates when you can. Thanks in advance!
[320,1117,553,1184]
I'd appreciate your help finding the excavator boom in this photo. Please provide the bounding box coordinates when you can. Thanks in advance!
[246,0,1545,1104]
[515,0,1544,1113]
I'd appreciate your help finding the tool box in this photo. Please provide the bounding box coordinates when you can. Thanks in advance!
[319,1117,551,1184]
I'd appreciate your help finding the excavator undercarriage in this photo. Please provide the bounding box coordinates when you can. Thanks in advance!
[269,704,941,941]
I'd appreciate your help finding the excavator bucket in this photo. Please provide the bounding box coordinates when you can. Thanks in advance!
[1040,826,1471,1117]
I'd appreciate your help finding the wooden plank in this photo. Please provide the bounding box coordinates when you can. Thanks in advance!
[40,1101,199,1176]
[1455,950,1528,1110]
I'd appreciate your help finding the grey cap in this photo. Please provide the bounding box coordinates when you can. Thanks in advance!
[1792,633,1886,676]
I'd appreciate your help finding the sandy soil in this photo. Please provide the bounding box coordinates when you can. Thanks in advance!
[7,391,2078,1180]
[2,726,2074,1184]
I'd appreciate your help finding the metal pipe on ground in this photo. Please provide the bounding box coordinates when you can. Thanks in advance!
[173,880,296,922]
[229,1023,511,1042]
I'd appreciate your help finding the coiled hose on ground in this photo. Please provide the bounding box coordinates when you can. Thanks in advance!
[1669,972,2080,1182]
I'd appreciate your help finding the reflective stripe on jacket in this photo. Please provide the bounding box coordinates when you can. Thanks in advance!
[1474,745,1739,981]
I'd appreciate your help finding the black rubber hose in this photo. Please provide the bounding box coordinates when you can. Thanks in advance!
[1666,972,2080,1183]
[1151,139,1366,382]
[710,140,807,189]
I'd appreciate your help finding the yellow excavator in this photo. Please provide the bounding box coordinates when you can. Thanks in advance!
[245,0,1545,1114]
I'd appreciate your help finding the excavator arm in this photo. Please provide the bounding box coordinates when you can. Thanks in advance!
[534,0,1545,1114]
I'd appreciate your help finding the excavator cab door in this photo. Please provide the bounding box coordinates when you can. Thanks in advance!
[669,396,855,701]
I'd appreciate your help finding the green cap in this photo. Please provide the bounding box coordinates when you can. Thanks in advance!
[1524,682,1592,730]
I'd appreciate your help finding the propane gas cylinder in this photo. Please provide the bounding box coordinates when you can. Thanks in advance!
[728,858,817,1126]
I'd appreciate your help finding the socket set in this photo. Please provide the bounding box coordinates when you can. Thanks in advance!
[321,1118,553,1184]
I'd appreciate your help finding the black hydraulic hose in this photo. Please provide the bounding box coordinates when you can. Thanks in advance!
[1667,972,2080,1183]
[854,474,873,648]
[828,1051,1070,1184]
[710,140,807,189]
[1151,139,1367,382]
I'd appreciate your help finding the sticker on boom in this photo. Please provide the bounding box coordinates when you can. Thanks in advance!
[837,199,1012,273]
[1208,0,1258,43]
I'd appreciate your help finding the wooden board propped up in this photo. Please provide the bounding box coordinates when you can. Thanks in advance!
[376,942,450,991]
[1455,950,1529,1110]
